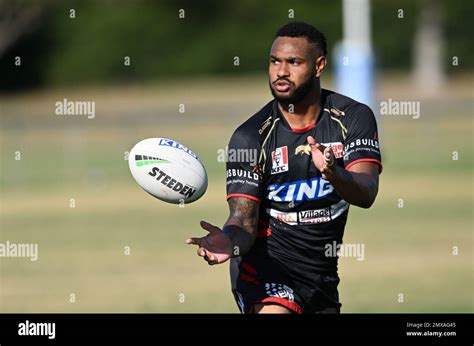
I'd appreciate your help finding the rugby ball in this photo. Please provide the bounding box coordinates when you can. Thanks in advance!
[128,138,207,204]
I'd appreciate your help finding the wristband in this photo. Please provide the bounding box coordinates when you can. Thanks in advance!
[222,225,255,257]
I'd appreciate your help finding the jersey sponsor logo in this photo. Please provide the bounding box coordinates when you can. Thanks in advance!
[266,208,298,225]
[299,207,331,224]
[267,177,334,202]
[271,146,289,174]
[226,168,260,181]
[226,168,260,188]
[321,142,344,159]
[267,199,349,225]
[158,138,198,160]
[343,139,380,161]
[344,138,379,152]
[148,167,196,198]
[265,283,295,302]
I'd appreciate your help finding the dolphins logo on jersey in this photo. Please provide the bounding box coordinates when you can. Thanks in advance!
[295,141,344,159]
[295,144,311,156]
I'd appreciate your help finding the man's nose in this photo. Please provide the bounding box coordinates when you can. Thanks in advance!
[277,62,290,78]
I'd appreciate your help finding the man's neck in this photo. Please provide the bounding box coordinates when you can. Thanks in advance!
[278,87,322,129]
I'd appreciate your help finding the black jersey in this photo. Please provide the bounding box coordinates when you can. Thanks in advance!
[226,89,382,287]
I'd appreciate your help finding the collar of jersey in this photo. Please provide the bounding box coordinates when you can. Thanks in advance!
[272,91,327,134]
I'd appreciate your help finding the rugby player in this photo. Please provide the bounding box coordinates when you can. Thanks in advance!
[187,22,382,314]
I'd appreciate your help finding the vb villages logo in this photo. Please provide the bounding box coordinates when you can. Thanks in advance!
[55,98,96,119]
[0,241,38,261]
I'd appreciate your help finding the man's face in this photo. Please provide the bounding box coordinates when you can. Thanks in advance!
[269,36,320,104]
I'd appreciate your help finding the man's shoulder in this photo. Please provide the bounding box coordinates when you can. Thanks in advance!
[323,89,375,122]
[323,89,369,112]
[230,100,275,145]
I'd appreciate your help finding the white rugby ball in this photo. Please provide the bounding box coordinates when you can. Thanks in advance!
[128,138,207,204]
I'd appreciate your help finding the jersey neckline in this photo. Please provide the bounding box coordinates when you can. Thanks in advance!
[273,90,328,134]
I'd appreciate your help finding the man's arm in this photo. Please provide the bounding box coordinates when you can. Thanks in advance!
[308,136,379,209]
[186,197,259,265]
[222,196,259,256]
[326,162,379,208]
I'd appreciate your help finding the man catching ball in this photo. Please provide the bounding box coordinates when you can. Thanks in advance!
[187,22,382,314]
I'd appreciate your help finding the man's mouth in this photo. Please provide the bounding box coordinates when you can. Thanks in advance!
[274,81,291,92]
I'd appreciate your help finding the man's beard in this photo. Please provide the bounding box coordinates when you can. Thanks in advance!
[269,73,316,105]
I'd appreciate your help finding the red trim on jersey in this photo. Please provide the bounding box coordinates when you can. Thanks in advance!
[256,228,272,238]
[251,297,302,314]
[240,273,260,285]
[226,193,261,203]
[289,121,316,133]
[345,158,383,174]
[241,261,258,275]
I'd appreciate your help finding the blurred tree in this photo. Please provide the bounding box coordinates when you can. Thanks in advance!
[0,0,471,91]
[0,0,47,57]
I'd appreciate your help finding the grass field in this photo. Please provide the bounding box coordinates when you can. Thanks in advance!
[0,74,472,312]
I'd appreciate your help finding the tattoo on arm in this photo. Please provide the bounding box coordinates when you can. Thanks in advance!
[226,197,259,234]
[222,197,259,256]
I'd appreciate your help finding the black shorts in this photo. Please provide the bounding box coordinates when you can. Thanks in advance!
[230,252,342,314]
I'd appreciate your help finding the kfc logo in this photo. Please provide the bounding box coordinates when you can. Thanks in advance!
[271,146,289,175]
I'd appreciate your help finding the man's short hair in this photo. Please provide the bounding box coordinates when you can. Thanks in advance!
[275,22,328,56]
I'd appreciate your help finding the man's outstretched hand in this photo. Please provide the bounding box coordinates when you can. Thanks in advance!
[186,221,233,265]
[307,135,338,180]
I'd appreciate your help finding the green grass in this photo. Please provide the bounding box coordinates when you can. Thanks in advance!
[0,77,472,312]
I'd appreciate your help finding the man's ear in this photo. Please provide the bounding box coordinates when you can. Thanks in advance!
[315,56,327,78]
